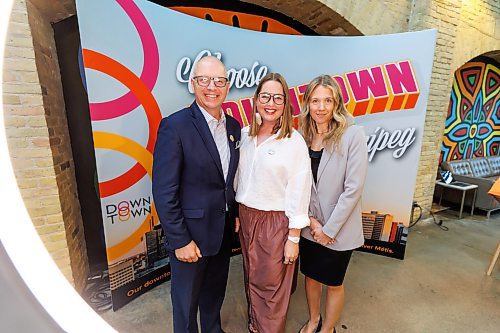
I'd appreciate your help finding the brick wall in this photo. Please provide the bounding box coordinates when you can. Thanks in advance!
[403,0,461,213]
[3,0,87,291]
[454,0,499,69]
[322,0,411,34]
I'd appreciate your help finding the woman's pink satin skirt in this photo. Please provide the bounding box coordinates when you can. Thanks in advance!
[239,204,295,333]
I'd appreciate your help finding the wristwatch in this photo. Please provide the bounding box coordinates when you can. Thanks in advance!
[287,235,300,244]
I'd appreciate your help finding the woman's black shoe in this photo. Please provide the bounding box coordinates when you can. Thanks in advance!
[298,315,322,333]
[315,316,323,333]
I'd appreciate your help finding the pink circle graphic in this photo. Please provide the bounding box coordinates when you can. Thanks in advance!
[89,0,159,121]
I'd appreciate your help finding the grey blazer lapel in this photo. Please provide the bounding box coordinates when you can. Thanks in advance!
[317,148,333,184]
[310,183,325,223]
[317,119,354,184]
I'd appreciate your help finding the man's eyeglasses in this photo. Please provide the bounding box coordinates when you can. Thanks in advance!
[192,76,229,87]
[258,92,286,105]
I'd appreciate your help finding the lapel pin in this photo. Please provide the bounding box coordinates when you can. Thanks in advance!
[229,135,234,142]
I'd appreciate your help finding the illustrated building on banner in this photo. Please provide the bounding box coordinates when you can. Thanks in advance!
[362,211,407,245]
[108,218,168,291]
[109,259,135,290]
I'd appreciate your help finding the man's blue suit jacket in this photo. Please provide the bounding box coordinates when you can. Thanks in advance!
[152,102,241,256]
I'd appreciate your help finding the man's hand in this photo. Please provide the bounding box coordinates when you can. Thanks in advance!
[235,217,240,233]
[174,240,202,263]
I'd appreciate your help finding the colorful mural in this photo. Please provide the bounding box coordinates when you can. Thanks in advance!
[440,57,500,162]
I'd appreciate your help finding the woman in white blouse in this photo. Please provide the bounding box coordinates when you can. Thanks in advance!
[235,73,312,333]
[298,75,368,333]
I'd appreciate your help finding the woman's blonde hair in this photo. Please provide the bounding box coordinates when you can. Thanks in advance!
[300,75,353,151]
[249,73,294,139]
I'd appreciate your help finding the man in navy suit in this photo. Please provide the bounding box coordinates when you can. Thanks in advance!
[152,56,241,333]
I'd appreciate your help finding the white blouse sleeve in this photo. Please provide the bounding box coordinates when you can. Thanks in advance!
[284,136,312,229]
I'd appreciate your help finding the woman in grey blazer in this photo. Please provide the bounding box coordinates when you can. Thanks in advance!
[298,75,368,333]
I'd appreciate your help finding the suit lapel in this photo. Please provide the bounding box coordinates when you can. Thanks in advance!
[190,103,224,179]
[317,148,333,185]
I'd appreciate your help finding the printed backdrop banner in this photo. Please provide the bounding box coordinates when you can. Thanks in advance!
[76,0,436,310]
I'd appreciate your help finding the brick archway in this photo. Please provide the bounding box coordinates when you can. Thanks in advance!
[241,0,411,36]
[240,0,362,36]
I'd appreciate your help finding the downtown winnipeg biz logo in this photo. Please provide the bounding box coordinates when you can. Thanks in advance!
[105,196,152,223]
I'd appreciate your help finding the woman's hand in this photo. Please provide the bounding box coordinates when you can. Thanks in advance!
[309,216,334,245]
[309,216,322,231]
[235,217,240,233]
[283,240,299,265]
[312,229,334,246]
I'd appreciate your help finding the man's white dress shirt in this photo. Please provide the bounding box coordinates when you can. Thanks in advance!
[198,104,230,181]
